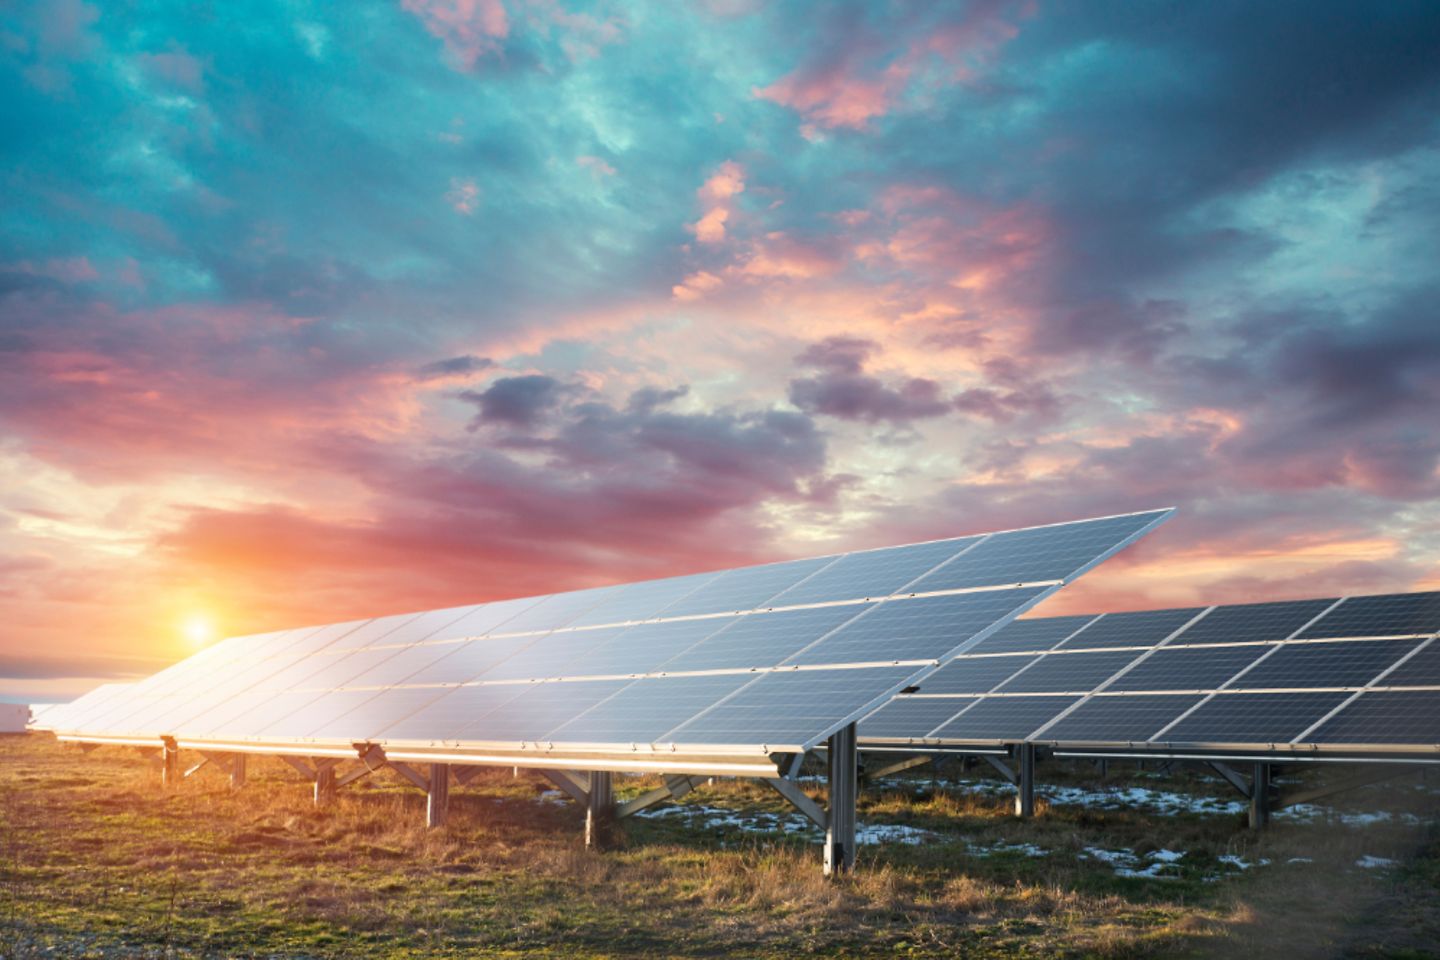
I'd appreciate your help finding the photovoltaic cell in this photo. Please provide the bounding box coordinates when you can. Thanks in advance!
[906,512,1167,593]
[1038,694,1201,742]
[1377,641,1440,687]
[858,696,973,740]
[1308,691,1440,745]
[994,650,1142,694]
[965,615,1098,655]
[1106,645,1267,692]
[1168,599,1333,646]
[340,641,472,688]
[430,598,547,641]
[577,618,736,677]
[919,655,1038,694]
[544,674,756,744]
[567,572,721,627]
[398,636,545,686]
[658,556,836,618]
[766,537,980,607]
[1298,591,1440,639]
[307,686,453,741]
[460,680,631,742]
[493,584,628,635]
[477,626,633,681]
[376,684,530,742]
[1233,639,1423,690]
[932,696,1080,741]
[1057,608,1205,649]
[662,666,917,746]
[659,605,871,673]
[1158,692,1350,744]
[326,612,426,652]
[783,588,1046,667]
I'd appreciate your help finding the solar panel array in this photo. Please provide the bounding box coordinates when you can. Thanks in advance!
[858,591,1440,757]
[51,510,1172,768]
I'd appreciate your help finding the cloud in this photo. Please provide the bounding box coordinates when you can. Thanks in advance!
[688,160,745,244]
[788,336,951,424]
[446,176,480,214]
[401,0,509,69]
[460,373,565,427]
[414,354,495,382]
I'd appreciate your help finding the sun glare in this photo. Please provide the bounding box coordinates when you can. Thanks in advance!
[183,614,214,647]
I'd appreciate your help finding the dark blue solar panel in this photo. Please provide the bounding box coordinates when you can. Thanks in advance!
[931,696,1079,741]
[1106,645,1267,692]
[1298,592,1440,639]
[1308,691,1440,745]
[921,655,1038,694]
[659,556,836,617]
[663,666,917,746]
[966,615,1099,654]
[461,680,631,742]
[1038,694,1202,742]
[494,584,629,635]
[767,537,980,607]
[1378,641,1440,687]
[858,696,972,740]
[476,626,634,681]
[994,650,1142,693]
[1057,608,1205,649]
[657,604,871,672]
[544,674,755,744]
[1170,598,1334,646]
[376,683,530,742]
[1159,692,1349,744]
[906,511,1168,593]
[783,588,1046,666]
[1233,639,1423,690]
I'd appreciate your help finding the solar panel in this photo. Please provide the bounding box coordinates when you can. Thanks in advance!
[921,655,1039,694]
[1377,642,1440,686]
[1056,608,1205,649]
[993,650,1143,693]
[857,696,971,740]
[53,509,1172,773]
[1158,692,1352,744]
[1235,639,1424,689]
[965,615,1099,654]
[1039,694,1202,742]
[1166,598,1334,646]
[1298,591,1440,639]
[1308,691,1440,745]
[932,696,1080,741]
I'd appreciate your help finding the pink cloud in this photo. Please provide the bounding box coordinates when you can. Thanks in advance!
[446,177,480,214]
[577,154,617,177]
[687,160,745,244]
[672,270,722,301]
[402,0,509,69]
[5,257,99,283]
[136,47,204,92]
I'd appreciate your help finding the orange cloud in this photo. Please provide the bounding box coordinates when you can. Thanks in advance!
[687,160,745,244]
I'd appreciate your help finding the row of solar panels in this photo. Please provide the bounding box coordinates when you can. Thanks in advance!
[859,591,1440,754]
[49,511,1170,764]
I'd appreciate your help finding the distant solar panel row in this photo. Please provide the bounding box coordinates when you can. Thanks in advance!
[53,510,1171,770]
[859,591,1440,754]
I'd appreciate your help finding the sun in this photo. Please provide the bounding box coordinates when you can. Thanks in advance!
[182,614,215,647]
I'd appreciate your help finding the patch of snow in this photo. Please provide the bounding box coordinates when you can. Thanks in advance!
[536,789,566,805]
[1217,854,1271,871]
[967,840,1049,858]
[1355,855,1397,869]
[1286,857,1313,864]
[1275,805,1422,828]
[1082,846,1186,879]
[855,824,934,845]
[635,803,935,846]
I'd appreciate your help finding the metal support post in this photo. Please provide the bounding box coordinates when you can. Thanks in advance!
[229,753,247,790]
[1014,742,1035,818]
[161,740,180,789]
[585,770,618,849]
[1249,762,1271,829]
[427,763,450,828]
[314,760,337,807]
[825,723,858,877]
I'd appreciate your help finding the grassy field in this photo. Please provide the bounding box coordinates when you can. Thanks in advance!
[1,733,1437,959]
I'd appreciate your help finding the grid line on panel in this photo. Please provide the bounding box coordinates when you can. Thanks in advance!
[798,581,1067,751]
[1289,634,1440,745]
[1148,597,1347,743]
[648,534,998,747]
[913,610,1106,737]
[1025,606,1214,740]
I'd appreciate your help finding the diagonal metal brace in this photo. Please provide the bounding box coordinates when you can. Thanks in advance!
[540,769,591,805]
[616,775,704,819]
[862,754,933,783]
[765,778,827,829]
[984,755,1017,785]
[388,761,431,793]
[1208,761,1253,799]
[1276,764,1423,809]
[282,756,316,780]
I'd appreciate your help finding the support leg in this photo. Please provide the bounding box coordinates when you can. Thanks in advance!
[1014,742,1035,818]
[229,753,247,790]
[161,742,180,789]
[825,723,858,877]
[585,771,618,849]
[314,761,337,807]
[427,763,450,828]
[1249,762,1271,829]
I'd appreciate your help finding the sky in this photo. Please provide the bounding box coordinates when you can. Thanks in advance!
[2,0,1439,702]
